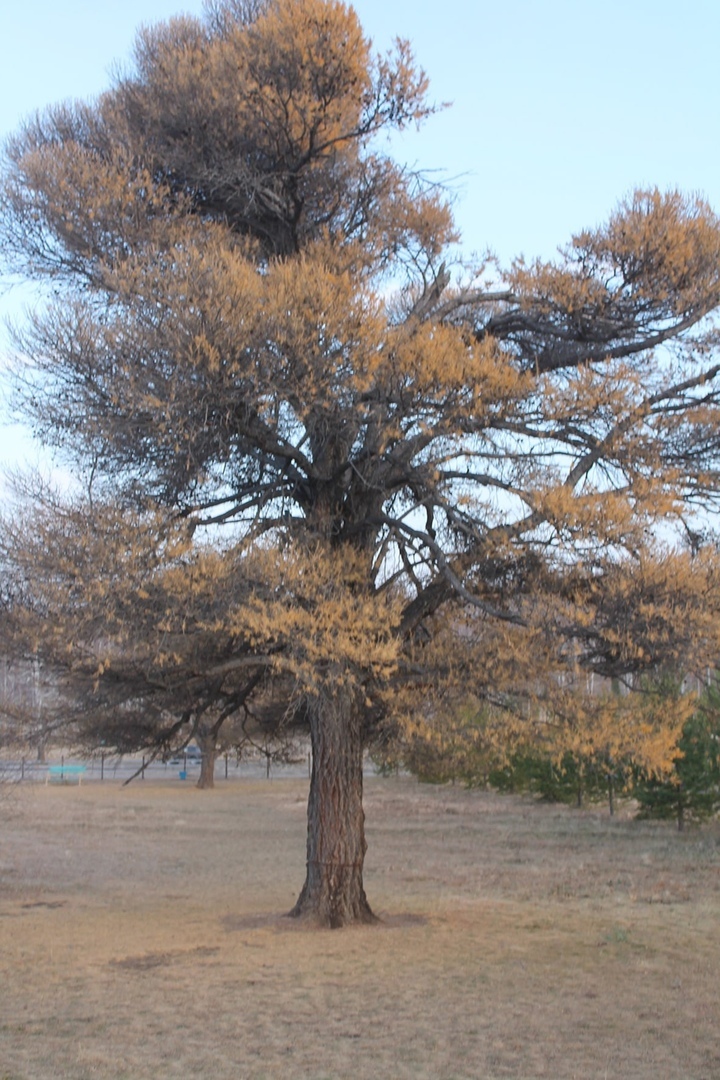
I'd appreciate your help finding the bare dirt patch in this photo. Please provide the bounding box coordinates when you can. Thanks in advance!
[1,776,719,1079]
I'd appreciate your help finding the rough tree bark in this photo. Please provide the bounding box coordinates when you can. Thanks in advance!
[195,728,218,790]
[289,685,376,927]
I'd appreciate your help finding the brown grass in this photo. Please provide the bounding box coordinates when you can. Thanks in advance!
[1,775,719,1079]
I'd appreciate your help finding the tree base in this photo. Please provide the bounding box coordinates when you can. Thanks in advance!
[288,871,378,929]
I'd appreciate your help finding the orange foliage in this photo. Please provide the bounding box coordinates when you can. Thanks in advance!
[3,0,720,806]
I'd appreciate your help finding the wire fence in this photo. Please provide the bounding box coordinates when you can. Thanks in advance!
[0,750,316,785]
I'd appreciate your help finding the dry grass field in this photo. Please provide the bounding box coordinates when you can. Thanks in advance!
[1,773,719,1079]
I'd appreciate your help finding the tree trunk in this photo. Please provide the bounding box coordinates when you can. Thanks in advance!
[195,729,217,790]
[289,685,376,928]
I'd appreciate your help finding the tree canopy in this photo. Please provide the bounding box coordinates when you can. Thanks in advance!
[3,0,720,924]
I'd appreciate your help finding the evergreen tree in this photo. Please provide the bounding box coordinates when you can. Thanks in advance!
[635,688,720,830]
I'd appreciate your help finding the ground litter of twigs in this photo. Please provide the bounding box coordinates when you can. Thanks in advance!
[1,774,719,1079]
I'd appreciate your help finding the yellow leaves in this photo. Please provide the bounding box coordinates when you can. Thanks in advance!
[501,187,720,396]
[389,320,466,391]
[386,321,527,419]
[48,529,403,693]
[239,0,372,149]
[257,245,385,403]
[129,0,373,198]
[580,188,720,314]
[539,357,646,426]
[512,188,720,322]
[509,257,608,322]
[543,681,696,778]
[584,547,720,672]
[189,332,221,374]
[221,542,403,688]
[390,541,720,777]
[527,482,679,553]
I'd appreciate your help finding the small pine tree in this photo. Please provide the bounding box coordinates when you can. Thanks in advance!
[488,750,608,806]
[634,691,720,830]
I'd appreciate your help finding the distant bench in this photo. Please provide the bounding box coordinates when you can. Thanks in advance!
[45,764,87,785]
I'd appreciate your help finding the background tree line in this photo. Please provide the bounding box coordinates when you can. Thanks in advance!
[380,675,720,830]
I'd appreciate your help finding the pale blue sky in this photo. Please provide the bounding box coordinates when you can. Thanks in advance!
[1,0,719,473]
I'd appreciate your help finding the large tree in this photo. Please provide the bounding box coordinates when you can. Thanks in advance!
[4,0,720,925]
